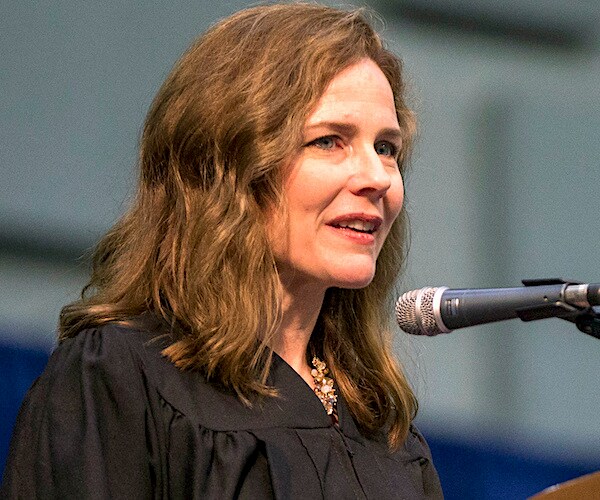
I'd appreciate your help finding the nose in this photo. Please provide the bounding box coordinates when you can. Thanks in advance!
[348,146,393,199]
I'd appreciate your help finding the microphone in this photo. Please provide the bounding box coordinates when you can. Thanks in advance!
[395,280,600,336]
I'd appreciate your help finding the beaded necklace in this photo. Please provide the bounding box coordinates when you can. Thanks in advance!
[311,356,338,416]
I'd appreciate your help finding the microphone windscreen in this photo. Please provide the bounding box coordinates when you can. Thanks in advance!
[395,287,442,336]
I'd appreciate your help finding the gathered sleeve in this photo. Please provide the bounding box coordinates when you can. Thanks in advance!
[1,327,156,499]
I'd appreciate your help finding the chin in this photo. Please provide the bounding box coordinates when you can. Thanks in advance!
[329,267,376,290]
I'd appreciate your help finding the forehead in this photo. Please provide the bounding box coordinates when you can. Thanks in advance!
[306,59,398,127]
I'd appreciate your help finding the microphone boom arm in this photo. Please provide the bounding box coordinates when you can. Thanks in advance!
[520,278,600,340]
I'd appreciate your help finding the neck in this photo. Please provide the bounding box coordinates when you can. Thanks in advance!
[272,280,325,387]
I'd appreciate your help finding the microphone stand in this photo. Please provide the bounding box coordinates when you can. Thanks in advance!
[517,278,600,340]
[573,310,600,340]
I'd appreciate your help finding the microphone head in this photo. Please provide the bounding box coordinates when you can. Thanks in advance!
[395,286,449,336]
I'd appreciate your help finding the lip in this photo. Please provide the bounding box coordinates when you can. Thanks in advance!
[326,213,383,244]
[327,213,383,230]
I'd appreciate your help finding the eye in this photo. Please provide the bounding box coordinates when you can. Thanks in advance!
[306,135,340,150]
[374,140,399,158]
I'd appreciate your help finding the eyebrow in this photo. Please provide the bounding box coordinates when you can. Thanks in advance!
[304,121,403,141]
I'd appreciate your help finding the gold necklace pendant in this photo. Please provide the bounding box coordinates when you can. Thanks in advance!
[311,356,338,416]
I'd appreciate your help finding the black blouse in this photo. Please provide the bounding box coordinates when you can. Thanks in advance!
[1,321,443,499]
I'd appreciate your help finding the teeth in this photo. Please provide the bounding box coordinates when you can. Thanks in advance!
[337,220,376,232]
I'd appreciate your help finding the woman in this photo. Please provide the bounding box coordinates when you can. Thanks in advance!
[2,3,442,498]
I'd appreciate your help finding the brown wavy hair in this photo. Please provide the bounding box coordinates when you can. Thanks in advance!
[60,3,417,448]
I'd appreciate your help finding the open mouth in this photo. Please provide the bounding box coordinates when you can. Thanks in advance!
[328,215,382,235]
[331,220,377,234]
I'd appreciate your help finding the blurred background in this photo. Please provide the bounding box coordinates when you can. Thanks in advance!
[1,0,599,497]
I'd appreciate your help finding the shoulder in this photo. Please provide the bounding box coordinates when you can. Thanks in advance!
[54,320,254,430]
[396,424,443,498]
[16,316,181,425]
[2,321,168,497]
[26,322,160,414]
[49,320,162,382]
[405,424,434,457]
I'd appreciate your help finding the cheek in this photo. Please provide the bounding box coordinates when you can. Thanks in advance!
[377,180,404,247]
[265,197,293,256]
[387,175,405,219]
[286,171,341,217]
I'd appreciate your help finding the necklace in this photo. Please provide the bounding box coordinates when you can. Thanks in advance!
[311,356,338,416]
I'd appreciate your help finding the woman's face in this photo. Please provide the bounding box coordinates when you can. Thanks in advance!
[269,58,405,295]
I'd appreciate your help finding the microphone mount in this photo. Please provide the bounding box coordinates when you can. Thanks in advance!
[519,278,600,340]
